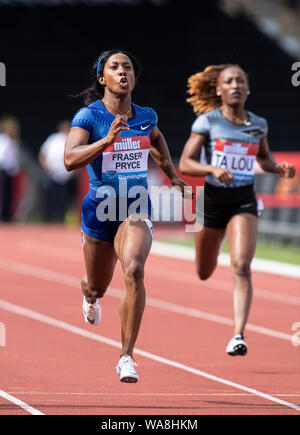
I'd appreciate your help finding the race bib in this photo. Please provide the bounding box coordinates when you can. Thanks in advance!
[212,139,258,184]
[102,136,150,180]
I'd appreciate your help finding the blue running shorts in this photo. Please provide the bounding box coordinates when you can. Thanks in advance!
[81,193,152,242]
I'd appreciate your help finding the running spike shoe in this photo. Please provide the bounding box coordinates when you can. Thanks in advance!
[226,334,248,356]
[116,355,139,383]
[82,296,102,326]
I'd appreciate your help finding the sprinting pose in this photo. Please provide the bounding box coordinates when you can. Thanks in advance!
[64,49,188,382]
[179,64,295,356]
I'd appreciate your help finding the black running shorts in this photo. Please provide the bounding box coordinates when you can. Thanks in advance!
[196,183,258,229]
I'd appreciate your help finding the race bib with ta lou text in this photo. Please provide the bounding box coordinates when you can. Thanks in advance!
[211,139,258,184]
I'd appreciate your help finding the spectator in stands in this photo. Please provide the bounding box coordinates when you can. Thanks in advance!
[0,115,20,221]
[39,120,77,222]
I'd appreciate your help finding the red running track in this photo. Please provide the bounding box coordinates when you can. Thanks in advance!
[0,224,299,415]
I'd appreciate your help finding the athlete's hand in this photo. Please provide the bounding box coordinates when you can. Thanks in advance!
[106,114,129,144]
[276,161,296,178]
[170,176,194,199]
[212,167,234,184]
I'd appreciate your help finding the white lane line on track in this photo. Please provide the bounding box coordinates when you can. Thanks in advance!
[109,288,293,342]
[18,239,300,307]
[147,265,300,306]
[7,392,300,397]
[0,389,44,415]
[0,298,299,413]
[151,240,300,279]
[0,258,294,342]
[19,237,300,279]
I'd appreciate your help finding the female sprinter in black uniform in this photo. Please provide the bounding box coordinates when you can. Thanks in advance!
[65,49,189,382]
[179,64,296,356]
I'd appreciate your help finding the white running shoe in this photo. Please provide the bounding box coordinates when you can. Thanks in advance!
[226,334,248,356]
[82,296,102,326]
[115,355,139,383]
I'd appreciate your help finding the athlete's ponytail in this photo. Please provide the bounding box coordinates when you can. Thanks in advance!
[186,64,245,115]
[76,49,142,106]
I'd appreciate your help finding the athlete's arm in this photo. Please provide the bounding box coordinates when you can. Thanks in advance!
[150,126,192,196]
[179,132,234,183]
[256,136,295,178]
[64,114,129,171]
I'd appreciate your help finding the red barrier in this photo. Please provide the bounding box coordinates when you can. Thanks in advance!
[273,152,300,170]
[256,193,300,208]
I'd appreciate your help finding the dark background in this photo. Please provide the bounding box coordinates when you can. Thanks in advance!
[0,0,299,158]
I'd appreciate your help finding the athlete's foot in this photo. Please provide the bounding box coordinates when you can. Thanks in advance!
[116,355,139,383]
[82,296,102,325]
[226,334,248,356]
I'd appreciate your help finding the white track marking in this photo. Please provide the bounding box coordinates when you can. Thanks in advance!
[0,258,294,342]
[151,240,300,279]
[109,288,293,341]
[20,236,300,279]
[0,299,299,412]
[7,392,300,397]
[20,239,82,262]
[0,258,79,286]
[18,239,300,306]
[0,389,44,415]
[147,265,300,306]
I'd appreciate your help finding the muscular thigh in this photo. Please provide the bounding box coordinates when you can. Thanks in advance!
[82,232,118,289]
[114,215,153,270]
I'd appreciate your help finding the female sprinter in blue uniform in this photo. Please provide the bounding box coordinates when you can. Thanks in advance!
[179,64,296,356]
[64,49,189,382]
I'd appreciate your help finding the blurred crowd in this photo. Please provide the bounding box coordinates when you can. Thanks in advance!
[0,115,78,223]
[220,0,300,45]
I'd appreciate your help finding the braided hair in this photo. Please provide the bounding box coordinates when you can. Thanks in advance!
[186,64,248,115]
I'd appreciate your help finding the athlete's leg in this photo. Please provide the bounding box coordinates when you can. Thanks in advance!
[195,227,226,280]
[81,232,118,304]
[226,213,258,336]
[114,215,152,358]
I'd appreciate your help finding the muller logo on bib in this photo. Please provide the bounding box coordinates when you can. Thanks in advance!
[215,140,258,157]
[114,137,141,151]
[224,142,248,155]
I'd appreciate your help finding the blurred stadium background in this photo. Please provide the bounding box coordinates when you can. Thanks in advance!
[0,0,299,251]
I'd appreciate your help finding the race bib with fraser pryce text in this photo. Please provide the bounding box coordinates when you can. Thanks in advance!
[101,135,150,182]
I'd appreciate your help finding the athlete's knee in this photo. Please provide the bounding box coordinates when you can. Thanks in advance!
[124,260,144,286]
[231,259,251,279]
[196,265,213,281]
[197,270,212,281]
[81,275,107,299]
